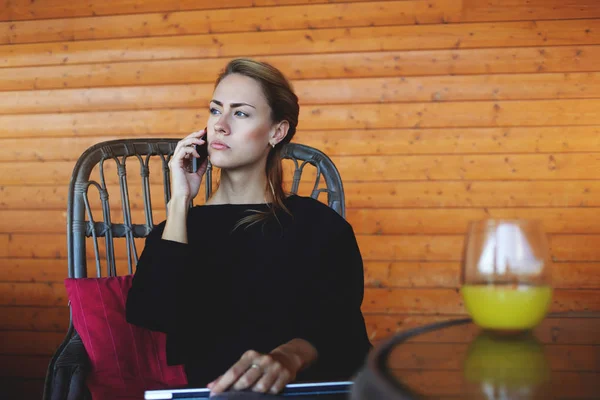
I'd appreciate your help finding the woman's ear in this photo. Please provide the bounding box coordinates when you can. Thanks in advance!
[270,120,290,147]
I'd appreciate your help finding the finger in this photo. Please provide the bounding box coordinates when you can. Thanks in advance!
[210,350,260,394]
[184,128,207,140]
[207,375,222,389]
[232,364,264,391]
[251,364,279,393]
[170,146,197,167]
[246,354,276,393]
[174,129,206,152]
[175,137,205,154]
[268,372,292,395]
[195,157,210,176]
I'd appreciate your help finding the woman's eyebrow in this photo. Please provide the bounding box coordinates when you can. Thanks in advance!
[210,99,256,109]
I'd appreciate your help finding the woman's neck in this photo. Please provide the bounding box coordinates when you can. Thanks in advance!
[209,166,269,205]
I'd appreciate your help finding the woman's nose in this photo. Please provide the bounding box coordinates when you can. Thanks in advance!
[214,115,230,136]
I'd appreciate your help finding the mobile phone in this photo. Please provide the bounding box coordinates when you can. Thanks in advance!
[192,128,208,173]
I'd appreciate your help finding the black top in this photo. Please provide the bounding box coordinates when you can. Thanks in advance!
[126,195,372,387]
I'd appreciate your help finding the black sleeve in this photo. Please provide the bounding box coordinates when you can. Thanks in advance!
[125,221,191,333]
[295,221,372,380]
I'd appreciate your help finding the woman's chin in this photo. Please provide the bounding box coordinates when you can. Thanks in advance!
[209,154,265,171]
[209,158,243,171]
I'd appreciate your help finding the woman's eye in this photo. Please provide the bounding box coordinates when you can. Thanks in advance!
[234,110,249,118]
[209,107,221,115]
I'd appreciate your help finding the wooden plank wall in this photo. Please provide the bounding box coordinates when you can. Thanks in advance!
[1,0,600,397]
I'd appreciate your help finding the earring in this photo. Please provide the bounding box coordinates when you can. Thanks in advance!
[270,143,275,148]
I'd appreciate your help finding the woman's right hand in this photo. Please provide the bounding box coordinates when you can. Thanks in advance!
[168,129,209,203]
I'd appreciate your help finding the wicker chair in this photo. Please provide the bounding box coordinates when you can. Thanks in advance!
[43,138,346,400]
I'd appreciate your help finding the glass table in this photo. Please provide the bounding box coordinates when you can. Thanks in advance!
[351,313,600,399]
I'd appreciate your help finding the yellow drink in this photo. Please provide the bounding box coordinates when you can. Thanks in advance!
[461,284,553,330]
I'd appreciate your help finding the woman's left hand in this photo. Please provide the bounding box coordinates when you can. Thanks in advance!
[207,347,301,396]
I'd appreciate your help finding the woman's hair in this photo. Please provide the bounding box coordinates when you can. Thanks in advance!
[214,58,299,228]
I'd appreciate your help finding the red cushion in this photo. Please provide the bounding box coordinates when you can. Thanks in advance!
[65,275,187,399]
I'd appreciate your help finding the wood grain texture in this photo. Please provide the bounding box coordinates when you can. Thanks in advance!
[1,0,600,388]
[0,0,374,22]
[2,73,600,116]
[1,19,599,68]
[0,281,595,314]
[6,179,600,210]
[0,305,69,331]
[0,1,456,44]
[7,151,600,185]
[2,258,598,290]
[5,0,600,23]
[1,45,598,91]
[0,331,64,355]
[4,126,600,163]
[5,0,599,44]
[4,233,599,262]
[1,99,599,140]
[6,207,600,234]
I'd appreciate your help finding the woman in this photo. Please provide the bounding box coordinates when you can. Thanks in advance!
[126,58,372,396]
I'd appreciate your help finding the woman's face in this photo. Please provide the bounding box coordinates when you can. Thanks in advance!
[206,73,275,171]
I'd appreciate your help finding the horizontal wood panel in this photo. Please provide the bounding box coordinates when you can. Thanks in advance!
[295,72,600,104]
[334,152,600,181]
[6,0,600,45]
[359,234,600,262]
[0,281,596,314]
[2,20,599,68]
[0,306,69,331]
[6,207,600,235]
[0,378,44,400]
[0,331,63,355]
[0,258,71,282]
[388,343,600,371]
[1,1,454,45]
[0,282,68,306]
[3,257,598,290]
[0,234,7,258]
[5,0,599,23]
[550,235,600,262]
[2,99,600,139]
[5,233,599,262]
[362,288,600,314]
[0,355,49,378]
[344,180,600,208]
[459,0,600,23]
[6,330,600,373]
[8,151,600,185]
[0,0,370,22]
[1,306,597,343]
[5,179,600,211]
[3,46,599,91]
[4,126,600,163]
[365,261,600,289]
[3,73,600,115]
[348,208,600,235]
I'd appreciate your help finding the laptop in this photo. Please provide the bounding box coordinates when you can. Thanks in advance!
[144,381,353,399]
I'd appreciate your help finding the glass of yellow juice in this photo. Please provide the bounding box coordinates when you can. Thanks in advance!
[461,220,553,332]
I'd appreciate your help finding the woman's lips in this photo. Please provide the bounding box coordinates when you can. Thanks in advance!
[210,142,229,150]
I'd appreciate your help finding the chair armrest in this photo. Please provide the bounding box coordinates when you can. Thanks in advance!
[49,333,92,400]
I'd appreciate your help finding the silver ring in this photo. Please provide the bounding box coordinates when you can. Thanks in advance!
[250,363,261,371]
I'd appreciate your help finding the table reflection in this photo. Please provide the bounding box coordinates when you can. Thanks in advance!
[351,315,600,399]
